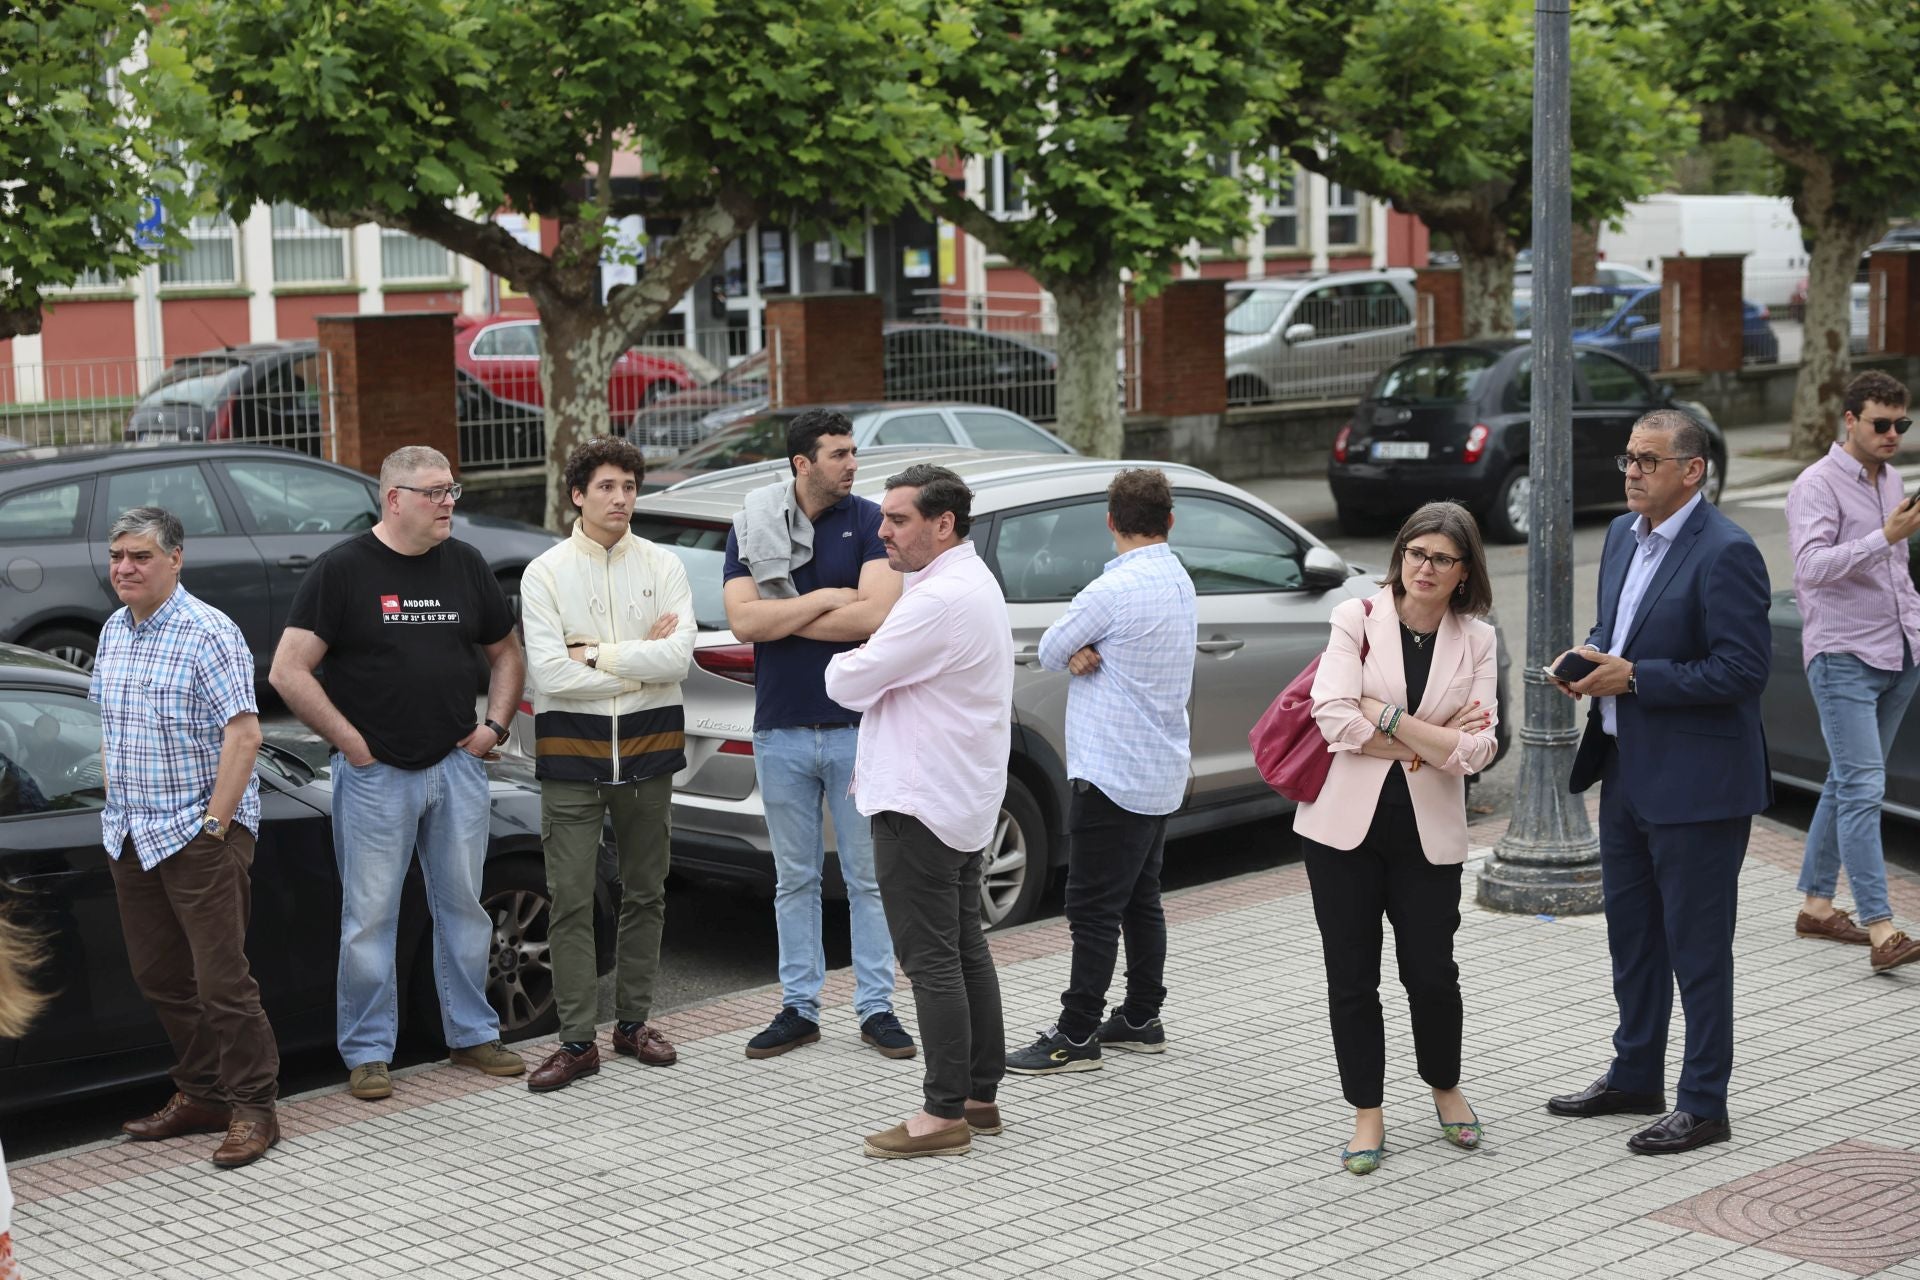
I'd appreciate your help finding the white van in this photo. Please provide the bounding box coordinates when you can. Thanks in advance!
[1598,195,1808,308]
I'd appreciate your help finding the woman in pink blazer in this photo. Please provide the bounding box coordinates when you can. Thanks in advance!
[1292,501,1500,1176]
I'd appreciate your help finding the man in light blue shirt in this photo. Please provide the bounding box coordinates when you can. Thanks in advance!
[1007,469,1196,1075]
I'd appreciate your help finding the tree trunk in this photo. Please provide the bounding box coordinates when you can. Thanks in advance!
[538,308,621,530]
[1050,273,1124,458]
[1789,210,1880,458]
[1459,244,1517,339]
[0,305,42,340]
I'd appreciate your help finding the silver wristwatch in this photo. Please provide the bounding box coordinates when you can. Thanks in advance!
[584,645,600,669]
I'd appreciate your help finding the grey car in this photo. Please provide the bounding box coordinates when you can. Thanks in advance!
[628,446,1511,929]
[1225,268,1419,405]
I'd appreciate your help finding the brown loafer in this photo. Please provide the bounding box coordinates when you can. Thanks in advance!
[863,1121,971,1159]
[963,1102,1004,1136]
[1871,930,1920,972]
[211,1115,280,1169]
[122,1092,231,1141]
[527,1043,600,1092]
[1797,909,1872,945]
[611,1023,678,1066]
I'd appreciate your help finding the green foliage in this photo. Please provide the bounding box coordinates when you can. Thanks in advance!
[1668,137,1786,198]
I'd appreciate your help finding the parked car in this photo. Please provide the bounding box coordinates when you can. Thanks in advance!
[1328,340,1729,543]
[1517,286,1779,371]
[125,343,330,455]
[628,351,772,453]
[627,445,1511,930]
[882,323,1060,421]
[454,367,548,470]
[453,315,701,433]
[1224,268,1419,404]
[640,403,1076,492]
[1515,251,1660,290]
[0,642,613,1113]
[0,444,558,673]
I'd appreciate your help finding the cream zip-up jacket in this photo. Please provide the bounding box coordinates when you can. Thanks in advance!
[521,522,697,784]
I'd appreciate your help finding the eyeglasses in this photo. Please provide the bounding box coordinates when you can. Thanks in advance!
[1868,416,1914,435]
[394,483,463,504]
[1403,546,1464,572]
[1614,453,1695,474]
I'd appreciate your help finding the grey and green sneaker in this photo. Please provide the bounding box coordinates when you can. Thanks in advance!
[1096,1013,1167,1054]
[1005,1024,1102,1075]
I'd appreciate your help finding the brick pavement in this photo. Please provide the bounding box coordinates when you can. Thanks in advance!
[11,808,1920,1280]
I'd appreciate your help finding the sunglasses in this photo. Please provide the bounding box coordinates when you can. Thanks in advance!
[1868,416,1915,436]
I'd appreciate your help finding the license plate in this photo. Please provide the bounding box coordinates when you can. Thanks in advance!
[1371,440,1428,461]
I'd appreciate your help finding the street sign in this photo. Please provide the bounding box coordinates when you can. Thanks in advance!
[134,196,164,248]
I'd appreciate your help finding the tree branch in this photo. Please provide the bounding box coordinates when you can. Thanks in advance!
[0,305,43,341]
[317,203,556,296]
[936,190,1015,263]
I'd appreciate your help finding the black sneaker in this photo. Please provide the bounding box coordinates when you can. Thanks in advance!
[860,1011,917,1060]
[744,1007,820,1060]
[1005,1024,1102,1075]
[1097,1013,1167,1054]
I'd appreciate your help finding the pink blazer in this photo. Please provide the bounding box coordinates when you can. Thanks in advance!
[1291,587,1500,864]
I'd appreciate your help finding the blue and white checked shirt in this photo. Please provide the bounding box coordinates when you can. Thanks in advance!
[1037,542,1196,815]
[1602,491,1704,737]
[89,586,261,870]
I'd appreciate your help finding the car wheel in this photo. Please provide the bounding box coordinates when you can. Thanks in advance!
[1486,464,1530,544]
[23,625,98,673]
[1227,374,1269,406]
[980,776,1049,932]
[480,856,558,1041]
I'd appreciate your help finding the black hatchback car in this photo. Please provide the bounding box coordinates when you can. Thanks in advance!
[1327,341,1728,543]
[0,444,558,673]
[0,643,611,1113]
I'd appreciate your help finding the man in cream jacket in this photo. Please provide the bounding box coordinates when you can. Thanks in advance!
[519,437,696,1093]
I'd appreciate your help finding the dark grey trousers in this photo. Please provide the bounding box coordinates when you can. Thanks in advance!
[871,810,1004,1118]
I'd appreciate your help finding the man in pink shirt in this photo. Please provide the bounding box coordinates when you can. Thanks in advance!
[825,464,1014,1159]
[1786,370,1920,972]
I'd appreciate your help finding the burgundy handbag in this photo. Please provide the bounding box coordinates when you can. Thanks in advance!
[1249,599,1371,803]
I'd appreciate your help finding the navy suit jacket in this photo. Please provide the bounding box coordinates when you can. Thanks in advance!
[1568,499,1774,824]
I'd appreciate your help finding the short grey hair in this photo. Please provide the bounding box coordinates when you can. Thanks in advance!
[1633,408,1711,472]
[378,445,452,497]
[107,506,185,555]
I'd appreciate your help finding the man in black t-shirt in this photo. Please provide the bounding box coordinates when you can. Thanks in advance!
[269,445,528,1101]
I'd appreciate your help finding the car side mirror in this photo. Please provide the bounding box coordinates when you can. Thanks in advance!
[1657,381,1675,400]
[1619,316,1641,334]
[1302,545,1349,591]
[1284,322,1317,344]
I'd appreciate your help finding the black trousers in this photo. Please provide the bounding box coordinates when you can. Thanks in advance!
[1302,801,1464,1110]
[872,811,1004,1119]
[1058,781,1168,1042]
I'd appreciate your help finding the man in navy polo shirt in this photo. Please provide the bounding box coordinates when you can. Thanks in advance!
[722,409,913,1060]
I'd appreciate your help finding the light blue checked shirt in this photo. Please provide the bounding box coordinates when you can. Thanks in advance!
[90,586,261,870]
[1037,542,1196,815]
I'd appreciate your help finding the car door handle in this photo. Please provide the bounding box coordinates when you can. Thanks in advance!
[276,555,312,570]
[1013,647,1045,667]
[1196,638,1245,654]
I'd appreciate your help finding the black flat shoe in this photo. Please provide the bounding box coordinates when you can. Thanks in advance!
[1545,1072,1667,1118]
[1628,1111,1731,1154]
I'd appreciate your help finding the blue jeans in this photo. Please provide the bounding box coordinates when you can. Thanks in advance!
[755,726,895,1023]
[331,747,499,1067]
[1798,652,1920,925]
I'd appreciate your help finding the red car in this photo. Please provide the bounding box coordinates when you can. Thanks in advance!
[452,315,701,431]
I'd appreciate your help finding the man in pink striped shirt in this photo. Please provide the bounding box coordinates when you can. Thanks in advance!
[1785,370,1920,972]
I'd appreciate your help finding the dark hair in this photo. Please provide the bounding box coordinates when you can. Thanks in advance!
[1846,370,1910,416]
[1632,407,1711,487]
[1383,501,1493,617]
[564,436,647,504]
[1107,468,1173,537]
[787,409,855,475]
[884,463,973,538]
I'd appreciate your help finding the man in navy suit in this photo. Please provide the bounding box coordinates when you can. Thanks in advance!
[1545,408,1772,1155]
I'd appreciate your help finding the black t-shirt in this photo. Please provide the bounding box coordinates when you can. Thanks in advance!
[286,531,514,770]
[1379,622,1435,810]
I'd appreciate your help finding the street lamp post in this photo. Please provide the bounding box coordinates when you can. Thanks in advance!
[1476,0,1604,914]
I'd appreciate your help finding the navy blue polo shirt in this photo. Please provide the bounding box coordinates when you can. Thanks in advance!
[723,491,888,731]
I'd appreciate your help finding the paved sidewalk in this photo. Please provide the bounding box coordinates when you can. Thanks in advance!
[13,808,1920,1280]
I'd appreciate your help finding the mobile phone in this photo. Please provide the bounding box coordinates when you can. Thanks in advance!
[1545,650,1601,683]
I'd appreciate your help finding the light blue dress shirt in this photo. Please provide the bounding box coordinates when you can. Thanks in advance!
[1602,491,1705,737]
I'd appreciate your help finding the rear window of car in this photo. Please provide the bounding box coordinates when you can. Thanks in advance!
[138,364,248,411]
[1370,350,1499,405]
[627,515,733,630]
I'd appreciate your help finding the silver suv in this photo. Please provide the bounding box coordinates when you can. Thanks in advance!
[1225,268,1418,405]
[627,446,1506,930]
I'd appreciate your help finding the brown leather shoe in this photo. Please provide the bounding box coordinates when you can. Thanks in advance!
[122,1092,231,1141]
[1871,930,1920,972]
[611,1023,678,1066]
[527,1043,600,1092]
[863,1120,971,1159]
[210,1115,280,1169]
[963,1102,1003,1136]
[1798,909,1872,945]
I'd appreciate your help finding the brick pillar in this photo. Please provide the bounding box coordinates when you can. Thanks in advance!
[1868,246,1920,357]
[1657,254,1745,373]
[317,311,459,476]
[1413,268,1464,346]
[764,293,884,407]
[1133,279,1226,418]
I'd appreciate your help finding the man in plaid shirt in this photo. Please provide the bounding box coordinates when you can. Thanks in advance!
[89,506,278,1169]
[1006,469,1197,1076]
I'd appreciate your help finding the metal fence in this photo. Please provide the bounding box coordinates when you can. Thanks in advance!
[1225,289,1417,408]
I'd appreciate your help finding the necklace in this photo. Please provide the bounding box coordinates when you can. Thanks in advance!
[1401,620,1437,649]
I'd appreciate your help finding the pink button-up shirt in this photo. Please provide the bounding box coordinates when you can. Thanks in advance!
[824,540,1013,852]
[1786,443,1920,671]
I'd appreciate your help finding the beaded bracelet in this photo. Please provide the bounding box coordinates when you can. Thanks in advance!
[1377,704,1395,735]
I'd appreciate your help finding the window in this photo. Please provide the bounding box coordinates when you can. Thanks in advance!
[1623,293,1660,329]
[0,482,86,540]
[1576,351,1650,406]
[1327,184,1362,247]
[1225,286,1296,337]
[222,460,377,535]
[50,265,120,292]
[0,689,106,819]
[380,229,450,281]
[104,464,224,536]
[470,323,540,359]
[1374,349,1499,407]
[989,501,1113,601]
[626,516,732,630]
[1167,496,1304,593]
[953,411,1065,453]
[871,412,955,446]
[758,226,789,293]
[270,204,350,284]
[160,214,240,287]
[988,153,1030,220]
[1262,149,1300,250]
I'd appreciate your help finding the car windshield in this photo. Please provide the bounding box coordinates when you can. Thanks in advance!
[139,364,248,410]
[1370,349,1499,405]
[627,516,735,630]
[672,413,794,473]
[1224,287,1299,336]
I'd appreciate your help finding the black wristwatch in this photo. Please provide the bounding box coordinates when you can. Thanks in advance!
[485,718,511,745]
